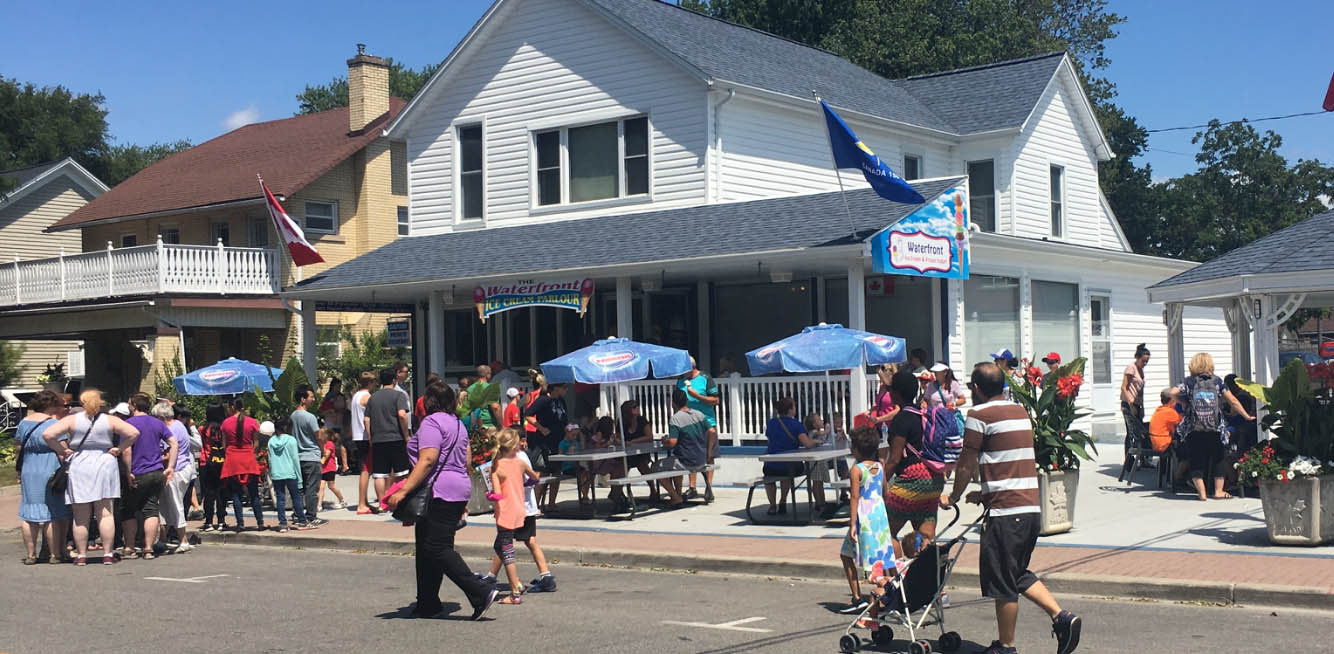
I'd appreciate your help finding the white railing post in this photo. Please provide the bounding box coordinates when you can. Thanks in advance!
[215,238,225,294]
[106,241,114,296]
[156,234,167,293]
[58,248,66,301]
[725,377,743,446]
[12,255,19,304]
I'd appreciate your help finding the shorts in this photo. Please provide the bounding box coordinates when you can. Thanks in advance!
[494,528,516,565]
[371,440,410,479]
[120,469,167,521]
[321,471,337,482]
[979,512,1041,601]
[513,515,537,542]
[653,456,705,474]
[352,441,372,473]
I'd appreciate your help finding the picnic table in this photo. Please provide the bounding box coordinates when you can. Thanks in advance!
[751,442,852,524]
[546,442,668,517]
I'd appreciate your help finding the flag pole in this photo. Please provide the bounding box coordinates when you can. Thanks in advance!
[813,90,859,242]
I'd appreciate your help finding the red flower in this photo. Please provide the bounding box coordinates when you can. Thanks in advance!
[1056,374,1081,399]
[1240,454,1248,462]
[1280,469,1289,483]
[1262,458,1270,464]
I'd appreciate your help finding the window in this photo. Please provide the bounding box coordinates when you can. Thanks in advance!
[119,233,138,248]
[158,227,180,245]
[964,275,1020,367]
[1090,295,1111,384]
[1032,280,1079,368]
[397,206,410,237]
[1050,165,1064,238]
[303,201,336,234]
[968,160,996,232]
[903,154,921,181]
[210,221,230,246]
[534,115,649,206]
[316,325,344,360]
[248,217,268,248]
[457,125,483,221]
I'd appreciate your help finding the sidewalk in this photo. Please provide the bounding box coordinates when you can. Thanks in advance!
[4,445,1332,609]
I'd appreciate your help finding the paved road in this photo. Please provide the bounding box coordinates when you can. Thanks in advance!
[1,538,1330,654]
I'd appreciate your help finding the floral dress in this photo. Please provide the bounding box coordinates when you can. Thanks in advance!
[853,461,894,574]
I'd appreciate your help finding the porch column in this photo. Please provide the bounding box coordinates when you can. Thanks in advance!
[1253,294,1279,386]
[300,300,317,381]
[413,301,429,389]
[696,280,711,370]
[1164,302,1185,386]
[428,291,446,376]
[1223,298,1252,380]
[848,259,868,418]
[615,277,633,340]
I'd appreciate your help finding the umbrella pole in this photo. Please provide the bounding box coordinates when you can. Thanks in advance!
[825,370,834,433]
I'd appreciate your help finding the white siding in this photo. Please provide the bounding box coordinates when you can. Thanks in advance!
[405,0,708,235]
[719,97,954,202]
[1009,74,1119,249]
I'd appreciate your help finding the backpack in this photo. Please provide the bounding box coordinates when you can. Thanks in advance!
[904,405,963,475]
[1179,375,1224,435]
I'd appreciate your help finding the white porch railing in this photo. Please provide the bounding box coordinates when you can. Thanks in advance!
[0,237,279,308]
[600,373,878,446]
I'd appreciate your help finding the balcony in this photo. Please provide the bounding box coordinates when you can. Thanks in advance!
[0,241,280,309]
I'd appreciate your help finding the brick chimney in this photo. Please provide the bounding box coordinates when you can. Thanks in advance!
[347,44,389,134]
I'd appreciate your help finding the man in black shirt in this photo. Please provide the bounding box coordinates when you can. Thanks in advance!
[526,384,569,510]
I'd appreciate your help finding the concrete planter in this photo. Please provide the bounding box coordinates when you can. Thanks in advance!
[1258,474,1334,545]
[1038,468,1079,535]
[466,472,493,515]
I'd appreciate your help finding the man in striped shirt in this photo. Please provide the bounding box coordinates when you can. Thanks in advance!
[941,363,1082,654]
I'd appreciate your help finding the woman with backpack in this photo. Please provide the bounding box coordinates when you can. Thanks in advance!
[1172,353,1254,501]
[882,369,945,543]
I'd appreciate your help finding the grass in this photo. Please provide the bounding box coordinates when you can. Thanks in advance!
[0,465,16,488]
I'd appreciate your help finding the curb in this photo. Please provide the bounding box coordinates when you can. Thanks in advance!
[204,531,1334,611]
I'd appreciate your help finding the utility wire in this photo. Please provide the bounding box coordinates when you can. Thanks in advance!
[1147,110,1330,133]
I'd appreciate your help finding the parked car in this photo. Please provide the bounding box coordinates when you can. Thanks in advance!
[1278,352,1324,369]
[1320,341,1334,360]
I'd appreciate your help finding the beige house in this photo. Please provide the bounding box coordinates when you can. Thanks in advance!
[0,158,108,387]
[0,49,410,398]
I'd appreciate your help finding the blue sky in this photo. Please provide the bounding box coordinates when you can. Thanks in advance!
[6,0,1331,180]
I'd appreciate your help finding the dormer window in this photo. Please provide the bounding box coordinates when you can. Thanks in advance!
[968,160,996,232]
[534,115,650,206]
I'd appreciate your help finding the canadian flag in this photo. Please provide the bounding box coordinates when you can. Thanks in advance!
[261,179,324,267]
[1325,72,1334,112]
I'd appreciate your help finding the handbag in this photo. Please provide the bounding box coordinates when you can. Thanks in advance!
[391,419,457,523]
[49,413,98,495]
[937,386,966,434]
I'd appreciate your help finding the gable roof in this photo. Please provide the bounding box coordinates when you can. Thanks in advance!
[0,158,108,212]
[390,0,1073,139]
[49,99,406,231]
[1149,208,1334,290]
[289,176,963,295]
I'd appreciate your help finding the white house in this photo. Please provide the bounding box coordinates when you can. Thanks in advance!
[284,0,1232,440]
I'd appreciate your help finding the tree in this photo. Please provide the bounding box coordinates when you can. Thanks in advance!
[295,59,440,115]
[316,327,408,388]
[99,140,193,187]
[1149,121,1334,261]
[0,341,26,388]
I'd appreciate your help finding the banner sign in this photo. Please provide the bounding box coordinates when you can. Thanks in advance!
[870,185,970,280]
[386,320,411,348]
[474,278,594,323]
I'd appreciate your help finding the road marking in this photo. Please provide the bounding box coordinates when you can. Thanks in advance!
[144,574,229,584]
[661,617,772,633]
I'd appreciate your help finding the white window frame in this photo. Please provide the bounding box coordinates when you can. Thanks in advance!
[157,226,180,245]
[529,113,653,210]
[1089,292,1113,385]
[315,325,344,360]
[902,152,923,181]
[247,216,269,248]
[303,200,338,235]
[119,233,138,248]
[967,159,997,233]
[454,120,486,224]
[209,221,230,246]
[397,206,410,237]
[1049,163,1066,239]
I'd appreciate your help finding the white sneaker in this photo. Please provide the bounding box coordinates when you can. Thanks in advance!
[175,543,195,554]
[332,501,347,510]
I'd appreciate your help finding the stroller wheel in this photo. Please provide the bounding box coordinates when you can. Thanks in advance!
[872,626,894,646]
[910,639,932,654]
[939,631,962,652]
[839,633,861,653]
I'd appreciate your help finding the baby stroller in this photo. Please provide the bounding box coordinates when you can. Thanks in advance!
[838,506,978,654]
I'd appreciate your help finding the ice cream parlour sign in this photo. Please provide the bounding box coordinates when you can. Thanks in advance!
[474,278,594,323]
[869,185,970,280]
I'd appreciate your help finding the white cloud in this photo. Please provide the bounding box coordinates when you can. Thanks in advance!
[222,104,261,130]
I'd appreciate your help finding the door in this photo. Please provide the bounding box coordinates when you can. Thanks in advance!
[1089,294,1117,416]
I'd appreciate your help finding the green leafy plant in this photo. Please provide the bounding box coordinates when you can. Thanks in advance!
[243,356,309,424]
[1007,357,1097,471]
[1235,359,1334,465]
[0,341,26,388]
[316,327,408,388]
[153,354,213,421]
[35,361,67,387]
[0,429,16,468]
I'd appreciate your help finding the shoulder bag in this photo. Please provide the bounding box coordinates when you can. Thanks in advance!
[48,413,99,495]
[390,418,454,523]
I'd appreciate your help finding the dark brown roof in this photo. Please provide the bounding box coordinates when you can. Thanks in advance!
[49,98,406,231]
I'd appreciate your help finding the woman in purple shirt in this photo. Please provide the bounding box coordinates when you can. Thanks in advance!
[387,381,498,620]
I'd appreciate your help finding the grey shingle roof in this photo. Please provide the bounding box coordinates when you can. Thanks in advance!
[1149,208,1334,289]
[0,160,62,188]
[583,0,1063,135]
[293,177,963,293]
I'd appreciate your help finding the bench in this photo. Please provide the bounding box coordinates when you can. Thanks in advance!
[740,475,807,524]
[608,465,716,519]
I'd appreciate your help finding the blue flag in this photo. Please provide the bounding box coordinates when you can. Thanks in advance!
[820,100,925,204]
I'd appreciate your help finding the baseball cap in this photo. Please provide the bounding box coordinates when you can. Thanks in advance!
[1041,352,1062,364]
[109,402,131,417]
[917,369,933,381]
[506,387,521,398]
[929,362,951,373]
[259,421,276,436]
[989,348,1014,361]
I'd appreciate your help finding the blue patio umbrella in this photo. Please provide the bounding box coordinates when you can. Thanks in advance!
[745,323,906,422]
[540,337,692,384]
[173,357,285,396]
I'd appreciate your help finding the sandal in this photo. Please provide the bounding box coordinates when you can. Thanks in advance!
[22,556,37,565]
[1212,493,1235,500]
[74,555,87,567]
[102,556,117,566]
[499,594,522,605]
[142,551,156,560]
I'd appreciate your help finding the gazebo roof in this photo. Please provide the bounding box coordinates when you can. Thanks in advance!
[1148,208,1334,305]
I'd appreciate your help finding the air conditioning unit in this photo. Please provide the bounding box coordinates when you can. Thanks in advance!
[67,350,86,378]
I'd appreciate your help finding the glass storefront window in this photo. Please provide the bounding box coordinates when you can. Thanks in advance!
[714,281,812,375]
[866,275,936,363]
[1032,280,1080,367]
[964,275,1020,367]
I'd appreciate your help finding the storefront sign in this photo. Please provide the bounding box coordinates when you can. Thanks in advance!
[386,320,411,347]
[869,185,970,280]
[474,278,594,323]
